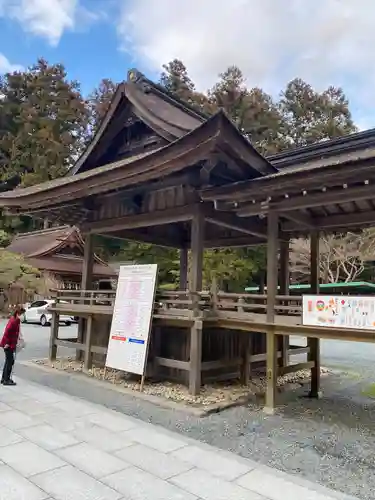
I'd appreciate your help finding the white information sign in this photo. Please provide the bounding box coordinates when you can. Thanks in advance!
[105,264,158,375]
[302,295,375,330]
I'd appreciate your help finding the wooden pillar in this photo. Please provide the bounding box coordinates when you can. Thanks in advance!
[188,207,204,395]
[83,315,93,370]
[265,211,279,414]
[179,248,188,290]
[279,238,290,367]
[77,234,94,361]
[308,230,321,398]
[48,311,59,362]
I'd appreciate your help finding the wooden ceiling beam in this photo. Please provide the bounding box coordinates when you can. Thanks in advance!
[100,230,183,248]
[280,211,316,228]
[237,183,375,216]
[205,236,264,248]
[82,205,195,234]
[282,209,375,232]
[203,206,267,239]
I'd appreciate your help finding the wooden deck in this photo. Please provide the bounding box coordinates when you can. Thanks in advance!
[47,289,375,412]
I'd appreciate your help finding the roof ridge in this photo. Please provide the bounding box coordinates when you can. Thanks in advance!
[127,68,209,121]
[13,225,72,239]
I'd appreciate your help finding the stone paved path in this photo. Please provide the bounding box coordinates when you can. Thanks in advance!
[0,376,359,500]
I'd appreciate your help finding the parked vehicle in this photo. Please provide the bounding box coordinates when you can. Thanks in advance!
[20,299,75,327]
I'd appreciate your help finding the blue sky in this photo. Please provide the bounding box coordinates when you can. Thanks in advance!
[1,0,374,129]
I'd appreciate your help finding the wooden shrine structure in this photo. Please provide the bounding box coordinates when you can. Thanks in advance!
[1,69,375,412]
[7,225,116,289]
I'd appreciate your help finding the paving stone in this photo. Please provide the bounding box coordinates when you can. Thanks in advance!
[0,441,66,477]
[56,442,130,478]
[18,423,80,450]
[8,398,50,416]
[0,402,12,412]
[72,423,135,452]
[31,465,122,500]
[172,444,254,481]
[122,425,187,453]
[0,464,49,500]
[38,410,88,433]
[236,469,336,500]
[51,399,97,416]
[170,468,265,500]
[87,410,137,432]
[102,465,198,500]
[0,388,29,403]
[115,443,193,479]
[0,426,24,447]
[0,409,38,430]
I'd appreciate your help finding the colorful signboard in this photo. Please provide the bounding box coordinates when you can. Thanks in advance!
[105,264,158,375]
[302,295,375,330]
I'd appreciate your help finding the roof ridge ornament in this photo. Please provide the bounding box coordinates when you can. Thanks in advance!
[127,69,143,83]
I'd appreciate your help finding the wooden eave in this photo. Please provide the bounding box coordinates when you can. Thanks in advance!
[268,127,375,169]
[0,111,275,214]
[201,154,375,236]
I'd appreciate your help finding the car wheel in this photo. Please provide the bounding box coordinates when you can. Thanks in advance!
[20,314,27,324]
[40,314,48,327]
[65,321,71,327]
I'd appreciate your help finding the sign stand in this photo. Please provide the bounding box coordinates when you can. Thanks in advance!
[105,264,158,389]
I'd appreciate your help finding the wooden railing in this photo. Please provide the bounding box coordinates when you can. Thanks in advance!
[51,288,302,321]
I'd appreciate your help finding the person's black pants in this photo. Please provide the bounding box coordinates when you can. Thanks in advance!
[2,348,14,382]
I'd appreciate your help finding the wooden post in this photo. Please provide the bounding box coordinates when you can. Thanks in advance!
[83,315,93,370]
[77,234,94,361]
[308,230,321,398]
[189,207,204,395]
[179,248,188,290]
[48,311,59,362]
[265,211,279,414]
[279,238,290,368]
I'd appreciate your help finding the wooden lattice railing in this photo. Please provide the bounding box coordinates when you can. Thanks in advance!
[51,288,302,319]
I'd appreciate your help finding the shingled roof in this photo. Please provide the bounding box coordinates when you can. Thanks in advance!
[7,226,116,278]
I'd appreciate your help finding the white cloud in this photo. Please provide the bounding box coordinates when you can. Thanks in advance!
[0,0,78,45]
[118,0,375,107]
[0,53,22,73]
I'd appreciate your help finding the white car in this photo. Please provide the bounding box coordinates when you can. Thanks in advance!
[21,299,75,327]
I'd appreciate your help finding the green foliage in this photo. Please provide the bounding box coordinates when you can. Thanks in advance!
[0,250,43,293]
[0,58,88,187]
[86,78,117,135]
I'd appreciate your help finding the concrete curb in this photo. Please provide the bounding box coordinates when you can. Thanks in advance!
[19,361,259,417]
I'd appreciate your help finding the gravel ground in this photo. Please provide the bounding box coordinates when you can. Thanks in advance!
[15,361,375,500]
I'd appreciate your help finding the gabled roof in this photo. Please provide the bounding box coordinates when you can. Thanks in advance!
[7,226,116,277]
[70,69,207,176]
[0,111,276,214]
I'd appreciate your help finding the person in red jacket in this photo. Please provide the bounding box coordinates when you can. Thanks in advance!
[0,307,25,386]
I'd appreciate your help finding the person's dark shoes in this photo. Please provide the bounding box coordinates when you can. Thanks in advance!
[3,380,16,386]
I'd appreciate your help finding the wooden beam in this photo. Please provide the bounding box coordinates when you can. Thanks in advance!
[190,207,204,293]
[77,234,94,362]
[283,209,375,232]
[265,211,279,414]
[83,205,195,234]
[204,206,267,239]
[189,207,204,395]
[103,230,183,248]
[205,236,264,248]
[48,312,59,361]
[308,230,321,399]
[179,248,188,290]
[279,238,290,368]
[280,211,315,228]
[238,183,375,217]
